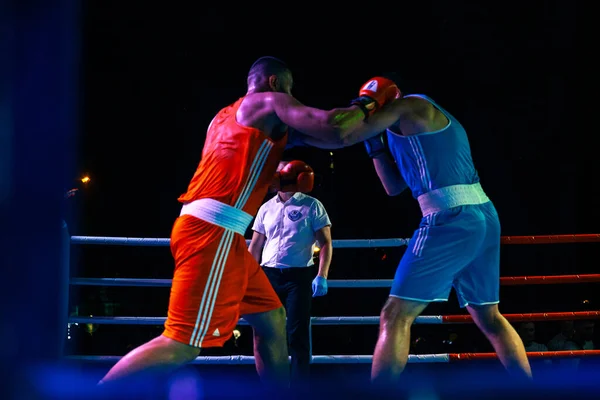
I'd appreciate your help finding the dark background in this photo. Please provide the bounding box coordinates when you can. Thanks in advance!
[64,1,594,360]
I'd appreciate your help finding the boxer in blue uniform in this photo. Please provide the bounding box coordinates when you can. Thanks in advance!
[286,76,532,385]
[357,82,533,386]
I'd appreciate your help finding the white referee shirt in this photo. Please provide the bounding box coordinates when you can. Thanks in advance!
[252,192,331,269]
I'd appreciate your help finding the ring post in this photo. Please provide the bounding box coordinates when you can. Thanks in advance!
[60,220,71,356]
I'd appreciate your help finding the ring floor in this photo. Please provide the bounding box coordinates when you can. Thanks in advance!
[20,358,600,400]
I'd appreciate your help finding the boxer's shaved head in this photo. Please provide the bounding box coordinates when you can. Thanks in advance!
[249,56,289,78]
[247,56,293,94]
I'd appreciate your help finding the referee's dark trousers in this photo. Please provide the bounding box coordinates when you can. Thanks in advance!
[262,266,314,387]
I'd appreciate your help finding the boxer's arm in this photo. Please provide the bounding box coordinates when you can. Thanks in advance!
[269,93,364,148]
[372,154,409,196]
[285,128,309,149]
[286,131,343,150]
[365,133,408,196]
[248,231,266,264]
[344,97,423,145]
[286,128,331,149]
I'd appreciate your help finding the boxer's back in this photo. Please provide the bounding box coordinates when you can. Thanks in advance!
[178,97,287,216]
[386,94,480,199]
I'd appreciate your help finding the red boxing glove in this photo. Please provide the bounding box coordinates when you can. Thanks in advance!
[272,160,315,193]
[351,77,401,120]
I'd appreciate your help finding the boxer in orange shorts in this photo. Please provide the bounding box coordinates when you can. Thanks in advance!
[97,57,405,392]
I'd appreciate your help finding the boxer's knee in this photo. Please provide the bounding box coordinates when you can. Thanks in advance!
[156,334,200,364]
[243,306,287,340]
[466,304,505,336]
[380,297,428,331]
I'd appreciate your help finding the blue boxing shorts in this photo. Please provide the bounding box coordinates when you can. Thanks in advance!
[391,198,501,308]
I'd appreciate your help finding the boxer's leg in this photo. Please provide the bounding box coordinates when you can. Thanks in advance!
[99,217,242,385]
[371,296,428,387]
[454,203,532,379]
[98,335,200,385]
[372,210,480,387]
[241,249,289,390]
[466,304,532,378]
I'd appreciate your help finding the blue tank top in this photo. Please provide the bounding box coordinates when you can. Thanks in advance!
[386,94,480,199]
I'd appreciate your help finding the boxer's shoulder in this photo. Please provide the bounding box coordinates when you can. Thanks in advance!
[236,93,279,129]
[241,92,297,109]
[239,92,271,111]
[237,93,296,139]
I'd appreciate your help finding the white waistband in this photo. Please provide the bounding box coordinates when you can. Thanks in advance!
[180,198,253,236]
[417,183,490,216]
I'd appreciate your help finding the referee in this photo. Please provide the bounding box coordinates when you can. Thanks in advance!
[248,160,333,388]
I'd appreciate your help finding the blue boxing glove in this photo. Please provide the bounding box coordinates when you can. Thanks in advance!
[312,276,328,297]
[364,132,388,158]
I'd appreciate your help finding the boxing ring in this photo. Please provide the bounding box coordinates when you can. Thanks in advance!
[65,233,600,367]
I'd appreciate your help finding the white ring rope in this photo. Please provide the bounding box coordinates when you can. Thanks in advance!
[67,316,443,325]
[70,236,410,248]
[66,354,448,364]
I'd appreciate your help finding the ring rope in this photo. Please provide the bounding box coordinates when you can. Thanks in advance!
[69,274,600,288]
[449,350,600,361]
[69,237,408,248]
[499,274,600,285]
[500,234,600,244]
[69,233,600,247]
[65,351,600,365]
[65,233,600,369]
[68,311,600,326]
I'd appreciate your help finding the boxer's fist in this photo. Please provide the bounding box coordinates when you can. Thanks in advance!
[364,132,389,158]
[272,160,314,193]
[351,77,401,120]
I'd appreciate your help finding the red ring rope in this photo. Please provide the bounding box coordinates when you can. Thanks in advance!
[443,311,600,323]
[500,234,600,244]
[450,350,600,361]
[500,274,600,285]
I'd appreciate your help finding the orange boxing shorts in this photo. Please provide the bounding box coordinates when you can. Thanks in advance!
[163,214,282,348]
